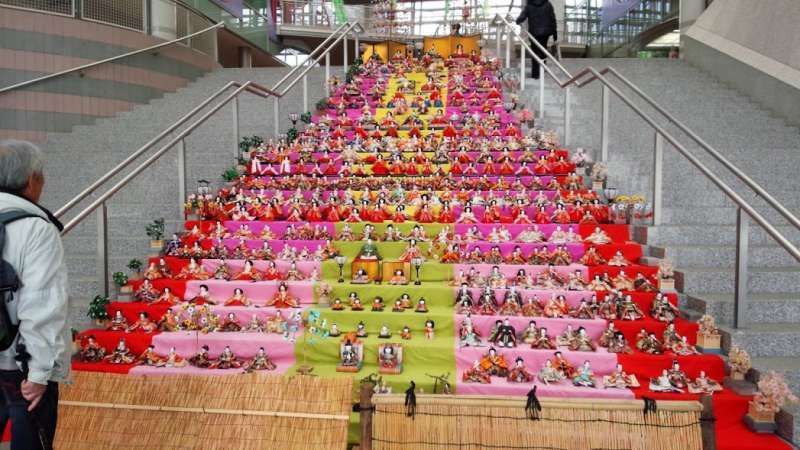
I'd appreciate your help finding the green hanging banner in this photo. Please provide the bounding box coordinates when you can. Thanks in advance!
[333,0,347,25]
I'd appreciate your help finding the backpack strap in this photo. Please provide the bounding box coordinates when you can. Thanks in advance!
[0,211,43,294]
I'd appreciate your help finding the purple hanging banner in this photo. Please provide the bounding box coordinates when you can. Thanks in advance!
[210,0,244,18]
[600,0,642,30]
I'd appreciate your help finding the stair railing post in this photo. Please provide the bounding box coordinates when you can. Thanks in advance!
[96,202,109,298]
[325,52,330,96]
[177,138,187,219]
[519,41,525,90]
[600,84,610,162]
[343,34,348,70]
[495,28,501,59]
[302,73,308,114]
[652,131,663,226]
[232,96,240,156]
[355,35,360,60]
[534,62,544,117]
[734,207,749,329]
[505,30,511,68]
[563,86,571,146]
[273,96,280,136]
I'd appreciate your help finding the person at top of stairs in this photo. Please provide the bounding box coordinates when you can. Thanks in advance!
[516,0,558,79]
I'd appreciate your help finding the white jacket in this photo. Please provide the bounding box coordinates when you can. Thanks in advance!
[0,192,70,384]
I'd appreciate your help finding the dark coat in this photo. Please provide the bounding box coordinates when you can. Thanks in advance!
[515,0,558,39]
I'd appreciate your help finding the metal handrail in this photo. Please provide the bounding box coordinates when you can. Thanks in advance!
[56,22,356,220]
[59,22,363,297]
[498,14,800,231]
[54,81,276,219]
[0,22,224,96]
[495,13,800,328]
[61,82,254,235]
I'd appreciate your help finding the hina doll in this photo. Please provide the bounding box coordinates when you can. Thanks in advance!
[233,259,263,281]
[78,335,106,362]
[245,315,265,333]
[520,321,539,344]
[266,282,299,308]
[651,294,679,322]
[356,321,368,338]
[583,227,611,245]
[688,371,723,394]
[507,357,535,383]
[607,332,633,354]
[650,369,684,393]
[662,321,682,348]
[224,288,251,307]
[104,338,136,364]
[137,345,167,367]
[134,279,159,303]
[543,295,570,318]
[611,271,634,290]
[579,247,606,266]
[188,345,214,368]
[425,320,435,339]
[608,251,630,266]
[478,348,509,378]
[538,359,565,384]
[157,308,181,332]
[571,299,594,319]
[161,347,186,368]
[243,347,277,372]
[551,351,576,378]
[220,312,242,332]
[633,273,658,292]
[107,310,129,331]
[672,336,699,356]
[568,327,596,352]
[371,296,385,312]
[463,360,491,383]
[285,261,306,281]
[191,284,217,305]
[531,328,556,350]
[340,339,360,369]
[415,299,429,313]
[490,319,517,348]
[126,312,158,333]
[400,325,412,340]
[211,346,243,369]
[556,324,577,347]
[378,325,392,339]
[572,361,596,387]
[618,295,644,320]
[603,364,639,389]
[597,320,617,348]
[521,296,543,317]
[175,257,210,280]
[636,331,663,355]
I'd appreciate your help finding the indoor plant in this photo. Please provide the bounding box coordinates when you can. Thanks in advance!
[87,295,110,326]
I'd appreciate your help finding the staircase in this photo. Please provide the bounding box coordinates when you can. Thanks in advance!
[521,57,800,415]
[37,67,335,327]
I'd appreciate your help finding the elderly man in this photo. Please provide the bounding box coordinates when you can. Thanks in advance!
[0,140,69,449]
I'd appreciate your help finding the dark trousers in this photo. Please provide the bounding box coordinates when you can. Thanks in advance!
[530,34,551,79]
[0,370,58,450]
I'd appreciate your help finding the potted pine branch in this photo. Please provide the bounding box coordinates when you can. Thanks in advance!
[87,295,110,327]
[127,259,143,281]
[146,218,165,252]
[113,271,132,300]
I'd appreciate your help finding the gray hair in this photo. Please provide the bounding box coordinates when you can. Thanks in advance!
[0,140,44,192]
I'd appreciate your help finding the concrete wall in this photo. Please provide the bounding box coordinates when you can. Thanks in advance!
[0,7,220,141]
[683,0,800,126]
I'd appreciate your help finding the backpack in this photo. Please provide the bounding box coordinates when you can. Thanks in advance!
[0,210,42,351]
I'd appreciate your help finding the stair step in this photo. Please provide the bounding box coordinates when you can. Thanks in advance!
[687,292,800,325]
[725,324,800,358]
